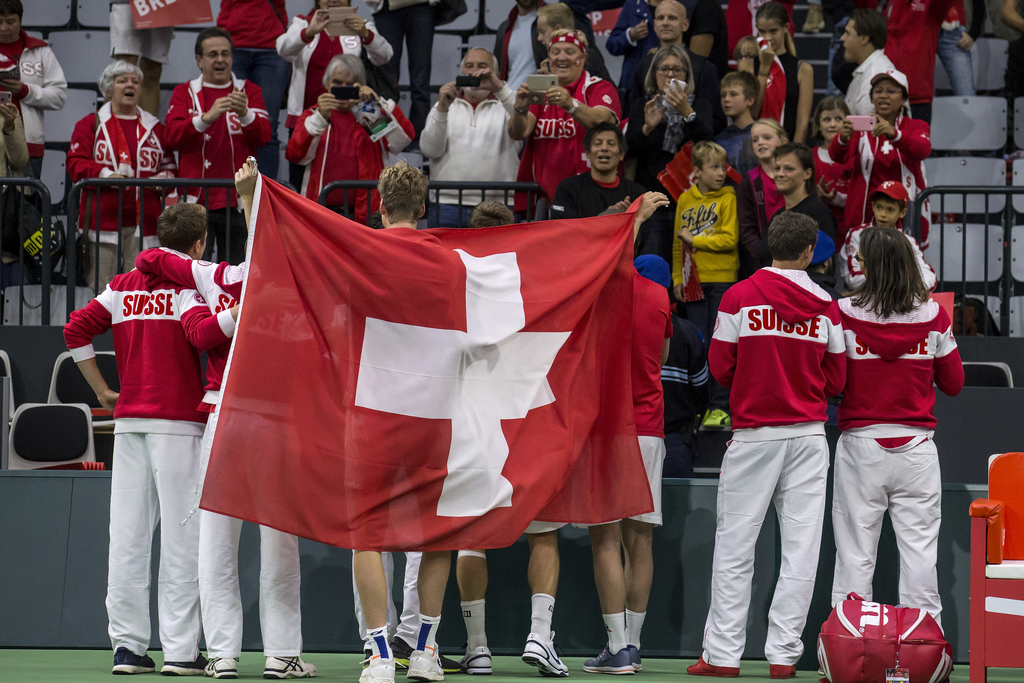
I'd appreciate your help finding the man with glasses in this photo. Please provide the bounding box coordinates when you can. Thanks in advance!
[165,27,271,265]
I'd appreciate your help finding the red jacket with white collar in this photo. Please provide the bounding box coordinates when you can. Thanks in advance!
[165,75,271,211]
[837,298,964,435]
[63,264,236,432]
[710,268,846,439]
[67,103,177,242]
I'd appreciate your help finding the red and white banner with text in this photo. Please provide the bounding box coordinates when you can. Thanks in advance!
[131,0,213,29]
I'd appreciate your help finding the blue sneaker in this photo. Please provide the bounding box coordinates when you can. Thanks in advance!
[626,646,641,672]
[583,645,634,675]
[113,647,156,675]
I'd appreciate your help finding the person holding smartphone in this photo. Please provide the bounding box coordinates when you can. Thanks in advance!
[0,88,29,292]
[286,53,414,225]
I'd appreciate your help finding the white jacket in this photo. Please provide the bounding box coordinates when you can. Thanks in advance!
[277,14,393,125]
[13,36,68,151]
[418,85,522,206]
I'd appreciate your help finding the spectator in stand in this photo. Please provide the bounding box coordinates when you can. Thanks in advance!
[716,70,760,175]
[732,35,759,75]
[882,0,956,123]
[0,98,29,291]
[109,0,171,116]
[686,0,730,79]
[936,0,985,96]
[752,2,813,144]
[770,142,838,243]
[607,0,660,90]
[1002,0,1024,98]
[0,0,66,180]
[508,29,620,218]
[737,118,787,276]
[674,140,738,430]
[365,0,434,136]
[535,4,613,84]
[725,0,793,54]
[469,200,515,229]
[287,54,413,224]
[839,9,895,117]
[551,122,647,219]
[67,61,177,292]
[812,96,854,243]
[661,312,709,478]
[629,0,726,133]
[278,0,392,189]
[165,27,271,265]
[828,69,931,248]
[420,48,520,229]
[217,0,290,182]
[626,44,714,264]
[806,231,841,300]
[495,0,541,93]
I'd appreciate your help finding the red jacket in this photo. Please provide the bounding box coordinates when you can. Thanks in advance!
[710,268,846,437]
[165,76,272,210]
[217,0,288,49]
[837,298,964,434]
[286,102,414,224]
[828,114,931,247]
[67,103,177,242]
[814,145,854,244]
[882,0,956,105]
[63,266,235,431]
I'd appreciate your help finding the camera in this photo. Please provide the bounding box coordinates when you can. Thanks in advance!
[331,85,361,101]
[455,75,481,88]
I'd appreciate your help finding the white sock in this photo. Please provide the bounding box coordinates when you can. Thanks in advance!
[415,614,441,652]
[367,625,392,661]
[625,609,646,649]
[603,612,628,654]
[461,599,488,651]
[530,593,555,637]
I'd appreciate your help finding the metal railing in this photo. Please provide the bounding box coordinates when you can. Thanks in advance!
[0,178,55,325]
[317,180,545,225]
[911,185,1022,336]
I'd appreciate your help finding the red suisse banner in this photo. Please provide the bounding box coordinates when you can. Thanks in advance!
[131,0,213,30]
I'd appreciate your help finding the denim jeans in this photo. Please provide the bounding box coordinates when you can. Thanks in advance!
[825,18,846,97]
[231,48,291,181]
[426,203,475,229]
[373,1,434,136]
[936,26,976,96]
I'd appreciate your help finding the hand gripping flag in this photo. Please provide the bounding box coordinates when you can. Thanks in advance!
[198,177,654,551]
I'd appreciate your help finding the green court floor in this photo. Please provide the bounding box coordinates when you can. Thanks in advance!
[4,651,1024,683]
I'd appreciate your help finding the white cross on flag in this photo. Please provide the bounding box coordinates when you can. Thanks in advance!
[200,178,653,551]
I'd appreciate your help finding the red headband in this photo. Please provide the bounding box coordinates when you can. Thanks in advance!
[548,32,587,54]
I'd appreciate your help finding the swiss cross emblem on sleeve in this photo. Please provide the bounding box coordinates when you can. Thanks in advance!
[602,94,612,104]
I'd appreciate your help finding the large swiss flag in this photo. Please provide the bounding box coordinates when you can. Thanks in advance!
[199,178,653,551]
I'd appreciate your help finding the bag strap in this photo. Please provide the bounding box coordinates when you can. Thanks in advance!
[263,0,287,29]
[753,173,769,236]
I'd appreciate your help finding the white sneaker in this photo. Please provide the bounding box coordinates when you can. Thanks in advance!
[263,656,317,679]
[205,657,238,679]
[460,646,492,675]
[522,632,569,677]
[360,655,397,683]
[407,646,445,681]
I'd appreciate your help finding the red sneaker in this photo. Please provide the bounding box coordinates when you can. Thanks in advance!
[686,656,740,677]
[770,664,797,679]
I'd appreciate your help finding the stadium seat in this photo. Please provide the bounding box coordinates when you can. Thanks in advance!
[594,34,623,87]
[485,1,509,32]
[44,88,98,144]
[0,349,14,421]
[48,351,119,424]
[922,223,1003,283]
[440,0,481,31]
[75,0,111,28]
[466,34,494,52]
[47,31,113,84]
[969,453,1024,682]
[2,285,94,326]
[930,97,1007,151]
[962,362,1014,388]
[1011,225,1024,281]
[40,151,66,208]
[1011,297,1024,337]
[163,35,203,87]
[923,157,1006,214]
[398,33,461,87]
[972,38,1009,92]
[23,1,71,28]
[7,403,96,470]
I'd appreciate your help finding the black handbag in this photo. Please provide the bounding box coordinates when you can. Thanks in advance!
[0,185,65,266]
[433,0,467,27]
[362,50,400,103]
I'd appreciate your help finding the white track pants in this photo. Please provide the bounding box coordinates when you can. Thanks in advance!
[107,431,203,661]
[352,551,421,645]
[831,433,943,628]
[702,435,829,668]
[198,511,303,658]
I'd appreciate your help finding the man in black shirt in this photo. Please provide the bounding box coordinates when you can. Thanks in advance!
[550,122,648,220]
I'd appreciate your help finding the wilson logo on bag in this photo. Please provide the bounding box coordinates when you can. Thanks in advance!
[818,594,953,683]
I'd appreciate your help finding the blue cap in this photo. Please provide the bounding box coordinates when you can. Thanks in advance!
[634,254,671,289]
[811,230,835,265]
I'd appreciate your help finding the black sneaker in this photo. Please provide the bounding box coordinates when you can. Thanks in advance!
[391,637,463,674]
[160,653,209,676]
[113,647,156,675]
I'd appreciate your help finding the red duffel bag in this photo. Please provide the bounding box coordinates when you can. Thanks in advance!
[817,593,953,683]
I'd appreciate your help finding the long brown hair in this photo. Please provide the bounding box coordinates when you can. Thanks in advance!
[852,227,929,318]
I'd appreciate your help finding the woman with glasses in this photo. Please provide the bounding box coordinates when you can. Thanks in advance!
[625,44,713,264]
[828,69,932,247]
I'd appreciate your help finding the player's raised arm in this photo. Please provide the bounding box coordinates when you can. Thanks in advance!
[235,158,258,228]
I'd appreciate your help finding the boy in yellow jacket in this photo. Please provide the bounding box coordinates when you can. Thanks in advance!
[674,140,737,429]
